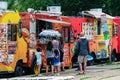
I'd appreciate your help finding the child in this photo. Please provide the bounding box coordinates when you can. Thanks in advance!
[54,49,60,76]
[35,47,43,76]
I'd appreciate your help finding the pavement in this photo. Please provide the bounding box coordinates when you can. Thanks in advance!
[4,62,120,80]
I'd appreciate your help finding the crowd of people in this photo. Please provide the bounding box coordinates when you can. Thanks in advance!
[35,36,65,76]
[35,32,89,76]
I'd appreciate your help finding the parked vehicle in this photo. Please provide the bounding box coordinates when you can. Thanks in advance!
[0,8,27,76]
[112,17,120,61]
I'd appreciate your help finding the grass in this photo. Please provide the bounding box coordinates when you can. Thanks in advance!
[97,70,104,72]
[110,67,120,70]
[98,75,117,80]
[97,61,120,66]
[116,62,120,65]
[80,77,91,80]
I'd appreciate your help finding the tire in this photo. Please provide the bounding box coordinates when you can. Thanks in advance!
[111,50,117,62]
[14,62,24,76]
[87,60,94,66]
[24,67,31,75]
[91,52,96,62]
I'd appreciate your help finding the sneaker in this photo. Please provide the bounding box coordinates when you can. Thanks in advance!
[56,73,60,76]
[38,74,42,76]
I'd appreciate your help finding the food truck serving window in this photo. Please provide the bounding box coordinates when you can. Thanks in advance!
[8,24,17,41]
[62,27,74,43]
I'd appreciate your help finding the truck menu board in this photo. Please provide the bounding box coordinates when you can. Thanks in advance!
[0,24,8,62]
[82,22,94,40]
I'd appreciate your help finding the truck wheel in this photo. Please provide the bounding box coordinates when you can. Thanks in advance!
[14,62,24,76]
[111,50,117,62]
[91,52,96,60]
[87,60,94,66]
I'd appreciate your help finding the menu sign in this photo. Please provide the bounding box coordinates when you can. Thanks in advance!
[0,24,8,62]
[0,24,7,52]
[82,22,94,40]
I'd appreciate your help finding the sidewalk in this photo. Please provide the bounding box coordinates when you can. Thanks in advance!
[102,76,120,80]
[7,62,120,80]
[8,76,75,80]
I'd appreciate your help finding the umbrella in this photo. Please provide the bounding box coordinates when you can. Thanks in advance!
[39,29,61,38]
[38,29,61,44]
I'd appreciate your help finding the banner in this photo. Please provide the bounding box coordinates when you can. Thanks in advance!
[101,14,108,33]
[101,14,110,48]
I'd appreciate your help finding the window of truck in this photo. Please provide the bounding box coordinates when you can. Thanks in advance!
[18,21,22,38]
[62,27,74,43]
[8,24,17,41]
[36,20,52,39]
[112,24,118,36]
[97,21,101,35]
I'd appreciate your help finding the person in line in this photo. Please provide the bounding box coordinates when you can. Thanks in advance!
[75,32,89,74]
[52,37,60,74]
[52,37,60,50]
[54,49,60,76]
[35,47,43,76]
[59,37,65,71]
[46,41,54,76]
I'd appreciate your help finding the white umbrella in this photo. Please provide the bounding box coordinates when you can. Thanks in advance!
[39,29,61,38]
[39,30,61,44]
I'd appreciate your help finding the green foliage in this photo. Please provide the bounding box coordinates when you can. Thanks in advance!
[1,0,120,16]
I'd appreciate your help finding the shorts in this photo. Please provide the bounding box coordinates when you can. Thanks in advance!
[36,59,42,65]
[47,57,54,65]
[54,62,60,66]
[78,55,87,63]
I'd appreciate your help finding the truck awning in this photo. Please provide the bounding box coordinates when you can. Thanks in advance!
[84,11,114,19]
[37,18,71,25]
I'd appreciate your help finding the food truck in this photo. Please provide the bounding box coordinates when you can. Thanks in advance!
[80,9,117,62]
[0,5,28,76]
[20,10,76,73]
[112,17,120,61]
[61,9,118,63]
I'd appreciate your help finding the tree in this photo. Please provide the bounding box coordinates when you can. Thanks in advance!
[2,0,120,16]
[111,0,120,16]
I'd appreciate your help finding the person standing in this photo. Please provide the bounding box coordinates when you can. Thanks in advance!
[52,37,60,50]
[35,47,43,76]
[52,37,60,75]
[59,37,65,71]
[75,32,89,74]
[75,33,84,71]
[46,41,54,76]
[54,49,60,76]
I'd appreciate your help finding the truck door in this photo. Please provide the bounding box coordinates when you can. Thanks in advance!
[62,26,74,67]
